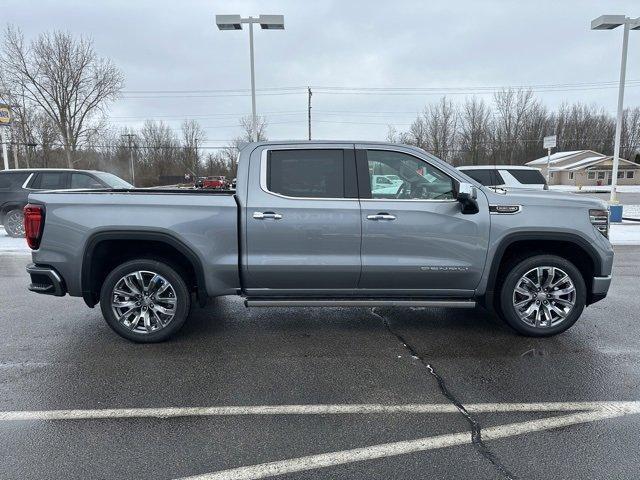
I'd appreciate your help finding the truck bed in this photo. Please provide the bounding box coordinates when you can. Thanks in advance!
[28,189,240,299]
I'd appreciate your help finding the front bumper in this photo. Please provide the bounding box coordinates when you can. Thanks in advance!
[589,275,612,305]
[26,264,67,296]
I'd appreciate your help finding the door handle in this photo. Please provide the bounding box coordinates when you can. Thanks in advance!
[366,213,396,221]
[253,211,283,220]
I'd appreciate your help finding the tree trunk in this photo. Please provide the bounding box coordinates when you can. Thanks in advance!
[65,147,73,168]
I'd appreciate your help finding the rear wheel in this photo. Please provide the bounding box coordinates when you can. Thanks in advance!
[499,255,586,337]
[4,209,25,237]
[100,259,191,342]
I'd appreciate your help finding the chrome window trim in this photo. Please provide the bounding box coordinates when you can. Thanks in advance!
[259,147,356,201]
[360,198,458,203]
[21,173,34,189]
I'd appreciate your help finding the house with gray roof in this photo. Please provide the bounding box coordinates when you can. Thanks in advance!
[526,150,640,186]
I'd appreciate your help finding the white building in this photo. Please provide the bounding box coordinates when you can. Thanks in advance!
[526,150,640,186]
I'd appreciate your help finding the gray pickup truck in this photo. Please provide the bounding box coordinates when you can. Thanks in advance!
[24,141,614,342]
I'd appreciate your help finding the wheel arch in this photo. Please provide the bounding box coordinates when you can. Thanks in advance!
[483,231,603,308]
[81,230,207,308]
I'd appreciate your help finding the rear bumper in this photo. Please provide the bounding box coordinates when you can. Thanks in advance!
[26,263,67,296]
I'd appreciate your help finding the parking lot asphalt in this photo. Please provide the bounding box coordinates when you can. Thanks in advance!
[1,248,640,479]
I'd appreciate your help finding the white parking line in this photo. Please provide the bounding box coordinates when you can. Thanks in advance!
[2,401,639,479]
[2,400,640,422]
[179,407,638,480]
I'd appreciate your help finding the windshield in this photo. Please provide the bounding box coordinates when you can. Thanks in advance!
[92,172,133,189]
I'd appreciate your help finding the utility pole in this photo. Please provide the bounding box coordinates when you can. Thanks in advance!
[12,133,19,169]
[0,103,12,170]
[194,138,199,179]
[0,128,8,170]
[121,134,136,186]
[307,86,312,141]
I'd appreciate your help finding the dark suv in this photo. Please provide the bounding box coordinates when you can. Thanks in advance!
[0,169,132,237]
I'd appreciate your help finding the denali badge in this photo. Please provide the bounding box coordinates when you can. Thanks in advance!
[420,266,470,272]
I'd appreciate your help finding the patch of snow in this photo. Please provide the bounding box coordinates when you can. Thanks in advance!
[550,185,640,193]
[0,226,31,255]
[623,205,640,219]
[610,224,640,245]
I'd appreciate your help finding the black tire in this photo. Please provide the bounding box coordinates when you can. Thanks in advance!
[4,209,25,237]
[100,259,191,343]
[499,255,586,337]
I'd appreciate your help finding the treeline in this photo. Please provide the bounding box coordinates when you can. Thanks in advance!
[388,90,640,166]
[2,26,640,186]
[0,26,262,186]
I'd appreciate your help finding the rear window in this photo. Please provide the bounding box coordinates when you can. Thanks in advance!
[267,149,345,198]
[462,169,504,186]
[0,172,30,189]
[30,172,67,189]
[71,173,105,189]
[507,169,546,185]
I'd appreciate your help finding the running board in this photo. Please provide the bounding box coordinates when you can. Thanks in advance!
[244,298,476,308]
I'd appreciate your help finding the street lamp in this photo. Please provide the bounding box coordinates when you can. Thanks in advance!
[215,14,285,141]
[591,15,640,203]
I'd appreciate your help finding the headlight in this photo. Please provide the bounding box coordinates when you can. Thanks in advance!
[589,208,609,238]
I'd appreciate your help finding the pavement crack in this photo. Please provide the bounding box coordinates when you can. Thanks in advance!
[372,308,517,480]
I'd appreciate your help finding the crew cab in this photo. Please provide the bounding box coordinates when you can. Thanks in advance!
[24,141,614,342]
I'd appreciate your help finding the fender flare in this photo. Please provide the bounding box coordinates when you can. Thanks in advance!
[81,230,207,308]
[482,231,603,307]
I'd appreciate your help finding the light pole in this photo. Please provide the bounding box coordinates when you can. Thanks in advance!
[121,133,136,186]
[591,15,640,203]
[215,14,285,141]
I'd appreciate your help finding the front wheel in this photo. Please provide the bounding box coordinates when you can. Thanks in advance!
[4,209,25,237]
[100,259,191,342]
[499,255,586,337]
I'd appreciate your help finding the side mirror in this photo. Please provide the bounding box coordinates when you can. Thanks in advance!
[456,182,479,214]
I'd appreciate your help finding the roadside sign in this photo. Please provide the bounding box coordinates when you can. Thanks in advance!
[543,135,557,149]
[0,104,11,125]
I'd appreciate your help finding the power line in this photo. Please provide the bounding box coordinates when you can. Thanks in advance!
[117,79,640,100]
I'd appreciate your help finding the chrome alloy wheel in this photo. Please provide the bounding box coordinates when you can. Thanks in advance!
[512,266,576,328]
[5,210,25,237]
[110,270,177,334]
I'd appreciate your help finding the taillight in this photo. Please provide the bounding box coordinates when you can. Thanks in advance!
[23,204,44,250]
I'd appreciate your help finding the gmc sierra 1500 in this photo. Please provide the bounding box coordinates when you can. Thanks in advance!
[24,141,613,342]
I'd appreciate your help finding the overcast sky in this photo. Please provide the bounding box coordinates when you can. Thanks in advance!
[4,0,640,148]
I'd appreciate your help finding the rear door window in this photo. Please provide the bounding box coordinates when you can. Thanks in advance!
[30,172,68,190]
[267,149,346,198]
[462,169,504,186]
[506,169,546,185]
[0,172,30,189]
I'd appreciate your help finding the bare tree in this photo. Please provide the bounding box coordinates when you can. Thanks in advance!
[207,116,269,178]
[181,119,206,177]
[552,103,615,154]
[140,120,179,181]
[425,97,458,163]
[621,107,640,161]
[0,25,124,167]
[493,89,535,164]
[459,97,493,165]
